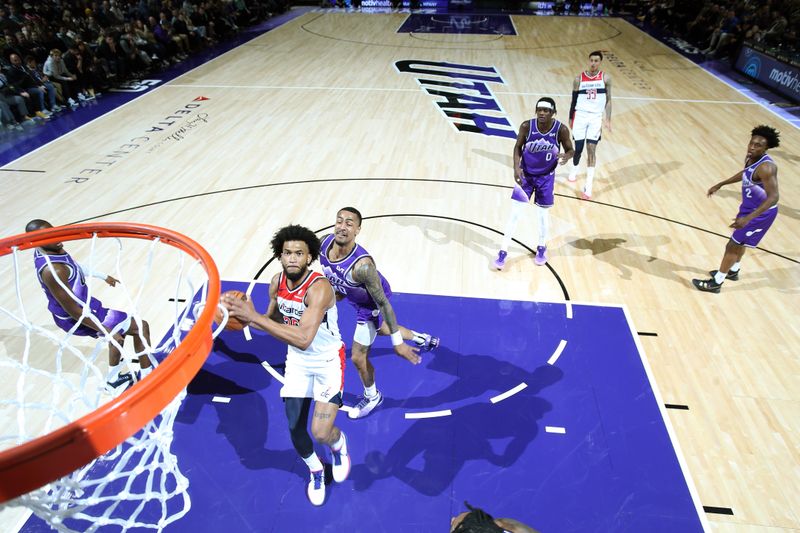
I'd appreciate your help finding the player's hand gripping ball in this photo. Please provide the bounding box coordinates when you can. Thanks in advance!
[215,290,248,331]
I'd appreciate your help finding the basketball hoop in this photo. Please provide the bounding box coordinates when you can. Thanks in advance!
[0,222,220,531]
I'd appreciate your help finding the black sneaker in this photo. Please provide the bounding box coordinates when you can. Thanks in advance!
[709,269,739,281]
[105,372,134,394]
[692,278,722,293]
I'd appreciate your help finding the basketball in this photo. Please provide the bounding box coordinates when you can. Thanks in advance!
[215,290,247,331]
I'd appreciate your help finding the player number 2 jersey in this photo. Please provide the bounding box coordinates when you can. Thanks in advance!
[740,154,775,215]
[276,270,343,362]
[575,70,607,115]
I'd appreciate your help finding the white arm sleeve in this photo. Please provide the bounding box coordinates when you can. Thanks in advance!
[78,263,108,281]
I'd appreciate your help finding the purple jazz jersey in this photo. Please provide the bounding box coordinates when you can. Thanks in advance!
[34,249,129,337]
[514,118,561,207]
[731,154,778,247]
[319,234,392,328]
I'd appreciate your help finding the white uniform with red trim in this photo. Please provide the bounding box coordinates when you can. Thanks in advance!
[572,70,607,141]
[276,270,346,402]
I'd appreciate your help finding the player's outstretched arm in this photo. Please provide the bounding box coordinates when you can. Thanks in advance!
[708,169,745,196]
[77,262,118,286]
[353,258,420,365]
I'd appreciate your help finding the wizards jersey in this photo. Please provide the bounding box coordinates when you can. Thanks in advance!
[276,270,342,361]
[575,70,607,115]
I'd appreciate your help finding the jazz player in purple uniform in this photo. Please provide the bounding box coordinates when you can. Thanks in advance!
[493,97,574,269]
[693,125,781,293]
[320,207,440,419]
[26,219,153,391]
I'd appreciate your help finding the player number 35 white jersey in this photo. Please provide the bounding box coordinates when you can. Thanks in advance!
[576,70,607,115]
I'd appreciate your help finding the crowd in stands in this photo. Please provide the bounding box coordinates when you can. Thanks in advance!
[636,0,798,62]
[0,0,286,132]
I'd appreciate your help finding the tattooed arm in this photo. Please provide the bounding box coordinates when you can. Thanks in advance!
[352,257,420,365]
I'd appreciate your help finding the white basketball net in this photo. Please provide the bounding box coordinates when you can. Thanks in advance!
[0,232,214,532]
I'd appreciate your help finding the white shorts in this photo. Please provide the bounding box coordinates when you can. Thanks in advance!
[353,316,379,346]
[280,344,345,404]
[571,112,603,142]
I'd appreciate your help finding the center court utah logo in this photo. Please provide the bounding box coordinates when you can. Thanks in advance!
[395,60,516,139]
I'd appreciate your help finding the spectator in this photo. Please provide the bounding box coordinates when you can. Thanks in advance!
[0,71,28,129]
[96,33,129,81]
[702,9,742,58]
[25,54,60,113]
[119,23,152,76]
[64,42,99,99]
[44,48,81,107]
[4,52,50,119]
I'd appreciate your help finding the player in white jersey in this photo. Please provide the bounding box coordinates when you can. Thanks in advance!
[567,50,612,200]
[223,224,350,507]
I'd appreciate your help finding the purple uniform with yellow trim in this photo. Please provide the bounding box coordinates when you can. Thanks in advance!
[513,118,562,208]
[319,234,392,328]
[33,249,129,337]
[731,154,778,247]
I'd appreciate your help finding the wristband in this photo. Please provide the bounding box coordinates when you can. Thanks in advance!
[390,331,403,346]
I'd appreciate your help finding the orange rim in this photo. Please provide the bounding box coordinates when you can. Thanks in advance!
[0,223,220,503]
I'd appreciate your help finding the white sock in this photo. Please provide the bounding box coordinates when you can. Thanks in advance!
[537,206,549,248]
[331,432,346,452]
[107,362,122,381]
[364,383,377,398]
[714,271,727,284]
[501,200,526,251]
[585,167,596,195]
[568,164,578,181]
[302,453,323,472]
[730,262,741,273]
[140,365,153,378]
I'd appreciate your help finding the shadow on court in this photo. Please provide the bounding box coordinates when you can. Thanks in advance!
[351,364,562,497]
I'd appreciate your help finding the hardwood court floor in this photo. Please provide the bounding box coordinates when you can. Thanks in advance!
[1,11,798,532]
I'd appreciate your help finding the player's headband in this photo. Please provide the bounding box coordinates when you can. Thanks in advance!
[535,101,554,110]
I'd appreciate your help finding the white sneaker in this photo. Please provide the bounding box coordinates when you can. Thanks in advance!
[330,432,350,483]
[77,93,87,101]
[307,469,325,506]
[348,390,383,419]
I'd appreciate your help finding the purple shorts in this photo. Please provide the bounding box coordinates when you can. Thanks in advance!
[731,207,778,247]
[511,171,555,207]
[352,286,392,329]
[53,298,130,338]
